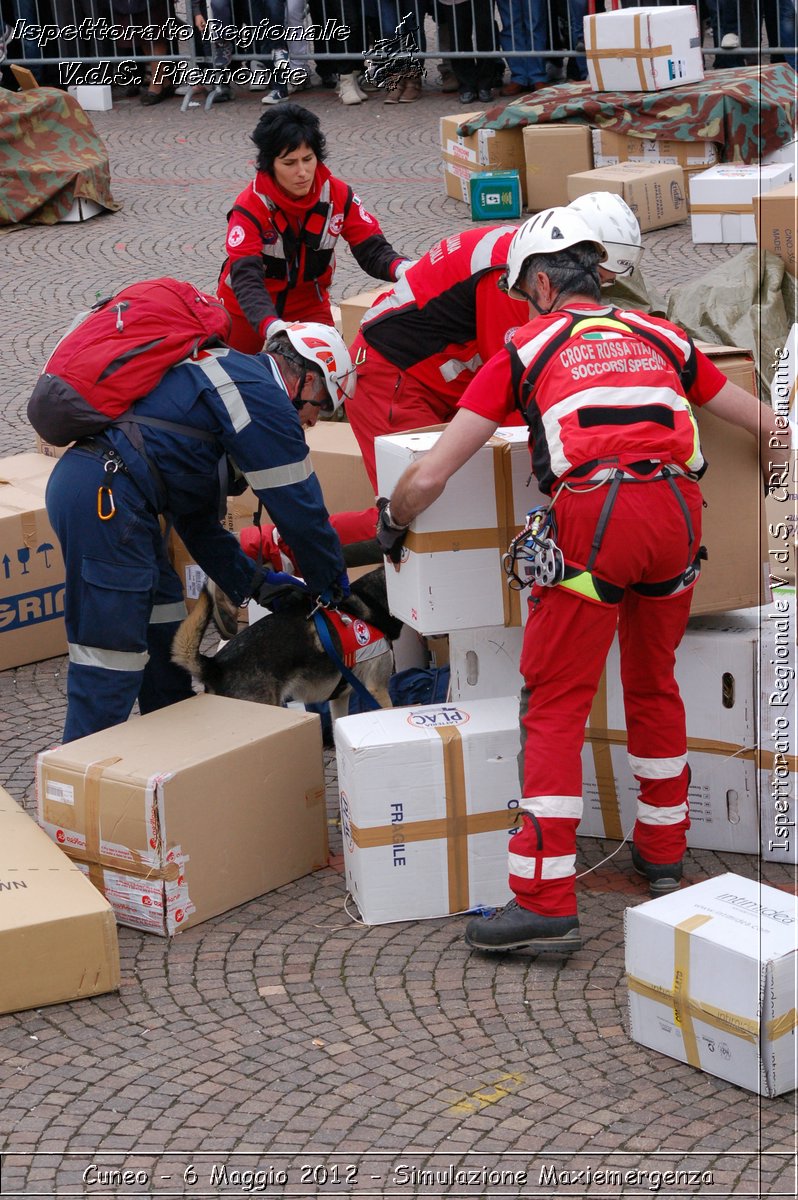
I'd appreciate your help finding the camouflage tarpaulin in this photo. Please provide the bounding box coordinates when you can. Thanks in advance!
[459,65,796,164]
[0,88,120,226]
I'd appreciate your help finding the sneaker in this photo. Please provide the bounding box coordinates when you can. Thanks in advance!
[477,87,493,102]
[464,899,581,954]
[261,87,287,105]
[631,845,683,896]
[720,31,740,48]
[458,89,477,104]
[248,59,270,90]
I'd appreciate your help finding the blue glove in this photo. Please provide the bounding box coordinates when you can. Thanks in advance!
[317,570,350,609]
[254,570,309,612]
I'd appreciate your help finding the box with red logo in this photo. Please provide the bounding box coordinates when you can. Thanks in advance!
[35,694,328,936]
[0,453,67,670]
[335,697,520,924]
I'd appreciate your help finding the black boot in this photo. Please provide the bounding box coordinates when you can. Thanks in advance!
[464,899,581,954]
[631,844,683,896]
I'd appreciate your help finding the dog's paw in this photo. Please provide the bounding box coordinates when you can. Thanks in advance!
[207,580,239,640]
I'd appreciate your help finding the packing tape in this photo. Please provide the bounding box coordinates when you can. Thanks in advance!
[627,967,760,1045]
[59,843,181,882]
[20,511,38,548]
[587,673,624,841]
[673,913,713,1066]
[403,438,524,627]
[586,728,797,773]
[83,756,122,868]
[348,727,516,913]
[767,1007,798,1041]
[305,785,325,809]
[690,203,754,215]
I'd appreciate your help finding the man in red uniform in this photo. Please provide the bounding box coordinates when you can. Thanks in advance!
[347,226,530,490]
[218,105,409,354]
[375,208,778,956]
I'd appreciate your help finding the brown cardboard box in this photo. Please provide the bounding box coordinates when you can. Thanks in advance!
[339,287,389,348]
[756,182,798,277]
[0,786,119,1014]
[523,125,593,211]
[567,162,688,231]
[591,127,718,172]
[441,111,527,205]
[35,433,70,459]
[36,694,329,936]
[691,344,766,614]
[0,454,67,670]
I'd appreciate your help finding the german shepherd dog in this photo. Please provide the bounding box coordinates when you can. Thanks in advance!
[171,567,403,716]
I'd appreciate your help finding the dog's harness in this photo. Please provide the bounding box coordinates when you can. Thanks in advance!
[313,609,387,712]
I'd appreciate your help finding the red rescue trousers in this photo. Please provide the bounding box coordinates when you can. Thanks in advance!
[512,474,703,917]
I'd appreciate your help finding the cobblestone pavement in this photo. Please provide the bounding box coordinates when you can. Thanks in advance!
[1,83,796,1198]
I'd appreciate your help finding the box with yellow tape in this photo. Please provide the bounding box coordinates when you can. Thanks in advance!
[35,694,328,936]
[335,697,521,924]
[690,163,794,245]
[579,612,761,854]
[583,4,704,93]
[625,873,797,1097]
[375,426,545,635]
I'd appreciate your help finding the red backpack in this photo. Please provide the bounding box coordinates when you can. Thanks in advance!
[27,277,233,445]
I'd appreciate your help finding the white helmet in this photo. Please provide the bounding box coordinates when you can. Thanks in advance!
[279,322,356,413]
[568,192,643,277]
[502,207,608,300]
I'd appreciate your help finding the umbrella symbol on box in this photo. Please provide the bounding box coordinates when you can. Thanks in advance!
[37,542,54,568]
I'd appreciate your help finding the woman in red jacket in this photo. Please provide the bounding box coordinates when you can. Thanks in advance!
[218,104,411,354]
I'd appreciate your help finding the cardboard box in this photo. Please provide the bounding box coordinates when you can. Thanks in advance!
[626,874,797,1097]
[0,786,119,1015]
[375,426,545,634]
[0,453,67,670]
[591,127,718,172]
[692,343,767,616]
[756,181,798,277]
[36,694,328,935]
[690,163,794,244]
[765,323,798,585]
[67,84,112,111]
[524,125,593,212]
[469,170,522,220]
[567,162,688,231]
[584,4,704,93]
[335,697,520,924]
[339,286,389,348]
[758,586,797,865]
[449,626,524,702]
[34,433,69,459]
[440,111,527,206]
[580,614,760,852]
[763,137,798,169]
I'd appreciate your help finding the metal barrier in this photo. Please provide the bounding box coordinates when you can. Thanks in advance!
[1,0,795,88]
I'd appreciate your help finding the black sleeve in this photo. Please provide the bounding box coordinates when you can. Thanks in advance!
[349,234,402,282]
[229,256,279,338]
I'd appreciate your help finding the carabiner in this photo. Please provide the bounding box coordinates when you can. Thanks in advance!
[97,486,116,520]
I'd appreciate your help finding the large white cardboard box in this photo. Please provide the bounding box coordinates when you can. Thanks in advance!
[449,626,524,702]
[690,163,794,244]
[584,5,704,93]
[375,427,544,634]
[581,614,760,852]
[626,874,797,1097]
[335,698,520,924]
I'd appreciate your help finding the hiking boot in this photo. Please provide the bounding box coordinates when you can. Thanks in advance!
[631,844,683,896]
[464,899,581,954]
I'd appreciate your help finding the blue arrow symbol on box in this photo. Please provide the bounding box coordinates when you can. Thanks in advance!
[1,555,9,579]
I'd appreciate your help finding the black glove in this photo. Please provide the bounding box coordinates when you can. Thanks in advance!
[254,570,309,612]
[376,497,409,565]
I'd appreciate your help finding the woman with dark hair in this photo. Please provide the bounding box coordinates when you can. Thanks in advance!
[217,104,411,354]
